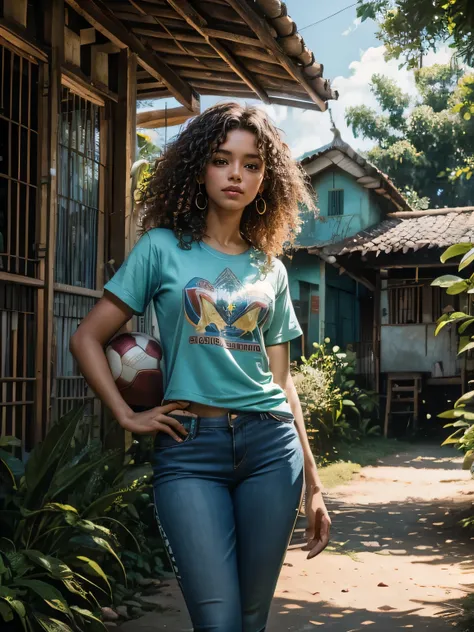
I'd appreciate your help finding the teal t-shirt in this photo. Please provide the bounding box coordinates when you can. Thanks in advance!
[104,228,302,414]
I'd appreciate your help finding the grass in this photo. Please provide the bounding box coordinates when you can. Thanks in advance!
[317,437,411,489]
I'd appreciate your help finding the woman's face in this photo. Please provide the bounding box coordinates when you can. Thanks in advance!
[202,129,265,214]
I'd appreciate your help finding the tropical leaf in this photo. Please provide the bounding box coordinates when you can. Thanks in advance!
[446,280,469,295]
[22,551,74,580]
[24,407,85,508]
[11,580,72,618]
[98,516,141,552]
[0,448,25,481]
[70,605,107,630]
[82,483,143,519]
[47,450,121,501]
[34,613,75,632]
[0,459,17,490]
[69,536,126,581]
[0,437,21,448]
[455,390,474,406]
[458,318,474,333]
[440,242,472,263]
[431,274,464,287]
[438,409,459,419]
[0,593,27,631]
[75,556,112,597]
[459,246,474,270]
[0,599,14,622]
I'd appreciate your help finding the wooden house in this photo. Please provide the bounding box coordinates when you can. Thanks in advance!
[284,131,410,375]
[0,0,337,454]
[317,206,474,436]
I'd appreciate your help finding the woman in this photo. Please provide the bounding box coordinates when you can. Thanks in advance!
[70,102,330,632]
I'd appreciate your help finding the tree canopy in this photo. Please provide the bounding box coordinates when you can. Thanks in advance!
[357,0,474,68]
[345,65,474,208]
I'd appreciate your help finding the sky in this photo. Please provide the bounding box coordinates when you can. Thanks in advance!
[138,1,453,158]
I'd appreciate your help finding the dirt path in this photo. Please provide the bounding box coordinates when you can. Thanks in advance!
[119,444,474,631]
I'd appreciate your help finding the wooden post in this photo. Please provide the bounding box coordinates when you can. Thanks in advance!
[109,49,137,268]
[105,49,137,450]
[318,259,326,344]
[40,0,64,433]
[373,271,381,395]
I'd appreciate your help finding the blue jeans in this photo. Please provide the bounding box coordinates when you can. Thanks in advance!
[152,411,305,632]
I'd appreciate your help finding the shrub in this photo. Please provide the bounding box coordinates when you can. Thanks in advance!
[292,339,380,454]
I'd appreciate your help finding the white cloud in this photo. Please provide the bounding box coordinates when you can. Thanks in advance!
[342,17,362,37]
[284,44,454,158]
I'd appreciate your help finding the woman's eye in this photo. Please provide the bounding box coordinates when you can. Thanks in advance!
[246,163,260,170]
[213,159,227,165]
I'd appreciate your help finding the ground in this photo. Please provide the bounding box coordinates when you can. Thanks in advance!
[118,443,474,631]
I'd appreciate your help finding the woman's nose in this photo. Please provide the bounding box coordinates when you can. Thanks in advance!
[229,162,243,181]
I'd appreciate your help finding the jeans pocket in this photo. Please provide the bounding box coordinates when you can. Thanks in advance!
[154,416,199,449]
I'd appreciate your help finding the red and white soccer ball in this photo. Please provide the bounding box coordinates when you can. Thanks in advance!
[106,332,164,409]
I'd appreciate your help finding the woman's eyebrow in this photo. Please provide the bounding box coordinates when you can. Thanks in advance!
[215,149,261,160]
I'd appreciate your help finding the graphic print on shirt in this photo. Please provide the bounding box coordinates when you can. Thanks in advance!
[184,268,271,352]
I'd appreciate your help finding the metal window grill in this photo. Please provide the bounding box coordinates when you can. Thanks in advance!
[0,282,36,454]
[0,44,39,277]
[328,189,344,217]
[52,292,100,432]
[55,87,103,289]
[388,285,422,324]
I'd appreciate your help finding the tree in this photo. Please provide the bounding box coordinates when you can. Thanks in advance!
[357,0,474,68]
[357,0,474,181]
[345,65,474,207]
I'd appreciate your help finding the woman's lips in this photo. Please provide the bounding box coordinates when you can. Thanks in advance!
[222,190,243,198]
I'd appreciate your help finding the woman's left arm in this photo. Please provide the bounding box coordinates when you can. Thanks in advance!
[267,342,331,559]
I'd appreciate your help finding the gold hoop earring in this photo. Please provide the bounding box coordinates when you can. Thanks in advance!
[256,195,267,215]
[195,183,208,210]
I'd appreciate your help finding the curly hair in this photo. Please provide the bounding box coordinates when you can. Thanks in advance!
[139,102,316,256]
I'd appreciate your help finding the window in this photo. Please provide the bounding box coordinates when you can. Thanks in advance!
[388,285,422,324]
[0,44,39,277]
[328,189,344,216]
[55,87,104,289]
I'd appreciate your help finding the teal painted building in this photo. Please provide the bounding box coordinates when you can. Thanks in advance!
[285,132,411,363]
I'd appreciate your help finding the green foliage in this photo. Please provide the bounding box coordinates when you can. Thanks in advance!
[0,408,161,631]
[136,132,161,162]
[346,65,474,207]
[433,244,474,477]
[357,0,474,68]
[292,339,380,454]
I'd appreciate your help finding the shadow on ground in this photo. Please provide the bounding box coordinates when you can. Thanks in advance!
[291,496,473,569]
[269,594,466,631]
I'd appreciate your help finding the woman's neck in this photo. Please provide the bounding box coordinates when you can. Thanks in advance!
[204,207,247,251]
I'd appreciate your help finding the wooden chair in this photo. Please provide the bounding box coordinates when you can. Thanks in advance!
[384,372,422,438]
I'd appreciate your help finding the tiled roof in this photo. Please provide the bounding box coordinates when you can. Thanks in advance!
[299,130,411,213]
[321,208,474,257]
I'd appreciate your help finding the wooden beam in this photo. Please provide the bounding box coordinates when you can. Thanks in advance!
[80,27,96,45]
[137,89,172,99]
[132,27,205,44]
[137,104,198,128]
[166,0,270,103]
[268,96,322,111]
[61,63,118,104]
[225,0,327,110]
[65,0,198,110]
[145,38,218,57]
[201,27,265,48]
[0,19,48,62]
[41,0,64,436]
[389,207,474,219]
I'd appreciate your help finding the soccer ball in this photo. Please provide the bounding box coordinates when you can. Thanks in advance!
[105,332,164,409]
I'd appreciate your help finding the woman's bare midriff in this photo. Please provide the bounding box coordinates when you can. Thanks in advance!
[186,402,230,418]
